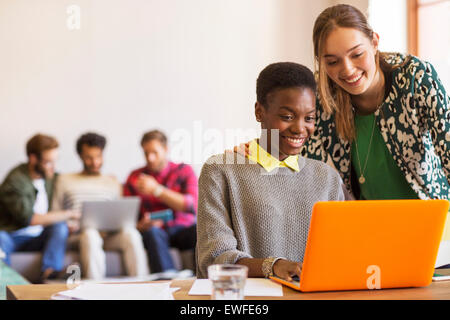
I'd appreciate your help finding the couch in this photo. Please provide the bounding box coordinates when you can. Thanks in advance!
[10,248,195,284]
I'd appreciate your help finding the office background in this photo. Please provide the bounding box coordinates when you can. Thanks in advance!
[0,0,447,182]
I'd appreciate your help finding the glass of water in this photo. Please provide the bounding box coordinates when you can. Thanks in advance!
[208,264,248,300]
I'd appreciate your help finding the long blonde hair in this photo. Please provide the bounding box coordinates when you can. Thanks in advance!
[313,4,400,141]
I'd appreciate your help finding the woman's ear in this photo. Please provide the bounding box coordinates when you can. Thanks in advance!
[255,102,264,122]
[372,32,380,52]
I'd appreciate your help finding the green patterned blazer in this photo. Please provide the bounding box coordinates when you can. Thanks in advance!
[301,53,450,200]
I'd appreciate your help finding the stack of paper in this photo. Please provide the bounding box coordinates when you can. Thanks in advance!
[51,282,180,300]
[188,278,283,297]
[436,241,450,268]
[435,212,450,268]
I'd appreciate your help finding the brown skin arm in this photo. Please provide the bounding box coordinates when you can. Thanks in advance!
[232,141,302,281]
[226,142,251,157]
[236,258,302,281]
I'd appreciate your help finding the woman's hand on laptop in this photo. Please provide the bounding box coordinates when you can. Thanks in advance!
[273,259,302,282]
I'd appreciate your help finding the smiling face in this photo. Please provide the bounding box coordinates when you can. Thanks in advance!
[322,27,379,97]
[255,87,316,160]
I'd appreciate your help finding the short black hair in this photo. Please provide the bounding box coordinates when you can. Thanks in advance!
[256,62,316,107]
[76,132,107,155]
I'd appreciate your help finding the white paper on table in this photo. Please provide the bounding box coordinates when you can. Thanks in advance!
[188,278,283,297]
[51,282,180,300]
[435,240,450,268]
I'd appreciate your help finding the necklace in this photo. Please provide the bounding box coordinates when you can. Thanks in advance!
[354,115,376,184]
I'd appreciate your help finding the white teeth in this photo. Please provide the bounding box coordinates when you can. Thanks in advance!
[285,137,304,144]
[345,74,363,83]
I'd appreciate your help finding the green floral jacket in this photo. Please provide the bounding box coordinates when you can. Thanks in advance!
[301,53,450,200]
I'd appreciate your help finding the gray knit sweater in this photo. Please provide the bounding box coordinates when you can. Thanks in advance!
[196,152,347,278]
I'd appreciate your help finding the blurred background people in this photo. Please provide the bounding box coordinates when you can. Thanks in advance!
[0,134,79,283]
[52,132,149,280]
[124,130,198,273]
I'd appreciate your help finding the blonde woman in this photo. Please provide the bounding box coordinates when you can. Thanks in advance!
[235,4,449,203]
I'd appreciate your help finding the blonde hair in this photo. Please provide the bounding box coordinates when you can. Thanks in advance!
[313,4,402,141]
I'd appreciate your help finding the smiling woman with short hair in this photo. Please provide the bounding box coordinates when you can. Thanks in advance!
[196,62,348,281]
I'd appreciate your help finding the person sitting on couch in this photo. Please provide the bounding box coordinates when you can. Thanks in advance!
[0,133,80,283]
[52,132,149,280]
[124,130,198,273]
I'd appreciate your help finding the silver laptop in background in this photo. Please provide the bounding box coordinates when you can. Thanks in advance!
[80,197,141,231]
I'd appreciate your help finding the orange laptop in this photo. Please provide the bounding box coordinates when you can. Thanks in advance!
[271,199,449,292]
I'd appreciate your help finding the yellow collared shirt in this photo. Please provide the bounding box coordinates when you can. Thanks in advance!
[247,139,300,173]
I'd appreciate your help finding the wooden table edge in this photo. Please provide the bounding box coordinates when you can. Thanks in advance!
[6,278,450,300]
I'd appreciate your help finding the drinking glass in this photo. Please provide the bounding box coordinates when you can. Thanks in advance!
[207,264,248,300]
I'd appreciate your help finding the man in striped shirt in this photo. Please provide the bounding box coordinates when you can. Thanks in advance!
[124,130,198,273]
[52,133,149,279]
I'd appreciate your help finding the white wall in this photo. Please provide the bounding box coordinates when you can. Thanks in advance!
[368,0,407,54]
[333,0,369,13]
[417,0,450,90]
[0,0,338,182]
